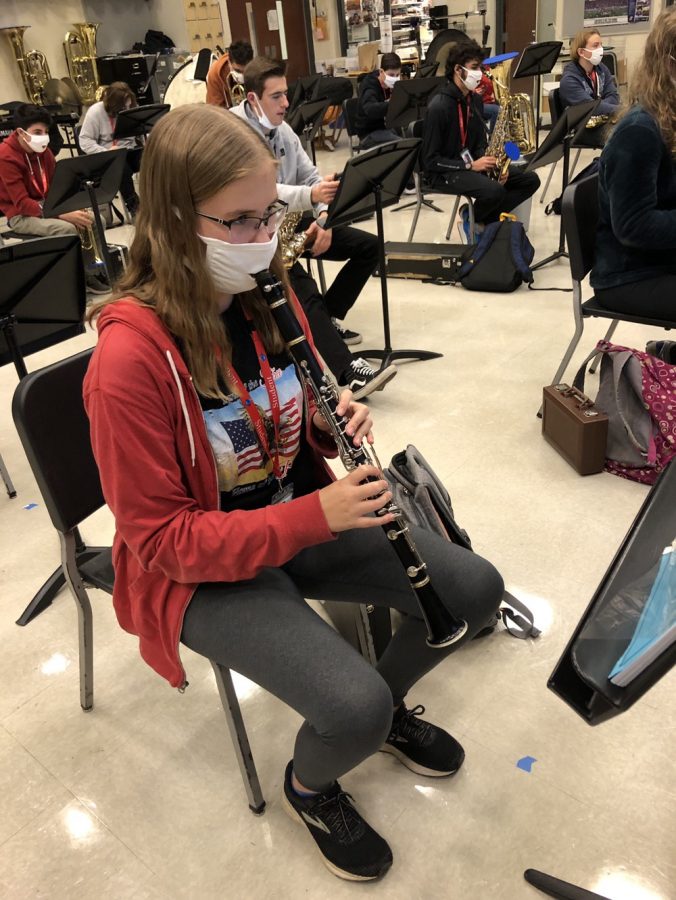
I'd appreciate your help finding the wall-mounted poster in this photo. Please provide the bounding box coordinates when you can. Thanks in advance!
[584,0,651,26]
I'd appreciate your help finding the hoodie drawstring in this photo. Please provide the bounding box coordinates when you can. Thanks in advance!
[166,350,196,467]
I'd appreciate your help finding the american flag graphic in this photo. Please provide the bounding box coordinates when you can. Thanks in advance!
[221,395,302,477]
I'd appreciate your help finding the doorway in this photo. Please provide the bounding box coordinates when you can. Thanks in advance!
[226,0,316,80]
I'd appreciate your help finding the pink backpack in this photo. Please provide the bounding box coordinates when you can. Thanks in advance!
[573,341,676,485]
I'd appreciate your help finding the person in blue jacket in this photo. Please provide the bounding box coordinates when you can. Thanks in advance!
[559,28,620,146]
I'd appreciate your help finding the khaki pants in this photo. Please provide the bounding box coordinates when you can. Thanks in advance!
[8,216,77,237]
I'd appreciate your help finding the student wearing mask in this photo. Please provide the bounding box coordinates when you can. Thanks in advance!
[0,103,108,294]
[79,81,142,217]
[231,57,394,399]
[355,52,403,149]
[206,40,254,108]
[84,103,503,882]
[422,40,540,238]
[559,29,620,117]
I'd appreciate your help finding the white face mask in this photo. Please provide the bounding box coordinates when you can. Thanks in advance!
[252,95,276,130]
[585,46,604,66]
[231,70,244,84]
[22,130,50,153]
[460,66,483,91]
[384,73,400,89]
[198,231,279,294]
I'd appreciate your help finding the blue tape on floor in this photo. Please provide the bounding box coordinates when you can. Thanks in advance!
[517,756,537,773]
[23,503,38,510]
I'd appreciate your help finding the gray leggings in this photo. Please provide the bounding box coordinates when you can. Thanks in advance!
[181,526,503,791]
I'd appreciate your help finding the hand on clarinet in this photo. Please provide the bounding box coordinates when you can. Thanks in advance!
[313,389,372,446]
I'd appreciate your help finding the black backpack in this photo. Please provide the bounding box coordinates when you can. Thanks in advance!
[545,159,600,216]
[458,216,535,292]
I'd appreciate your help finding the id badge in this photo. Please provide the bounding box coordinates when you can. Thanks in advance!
[272,483,294,504]
[460,148,474,168]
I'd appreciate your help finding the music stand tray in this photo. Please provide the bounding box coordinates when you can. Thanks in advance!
[113,103,170,139]
[512,41,564,148]
[287,99,330,163]
[41,150,127,282]
[385,77,444,132]
[323,138,442,371]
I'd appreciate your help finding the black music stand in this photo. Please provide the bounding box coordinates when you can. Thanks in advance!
[323,138,442,372]
[512,41,563,148]
[287,98,330,163]
[0,235,85,507]
[113,103,170,139]
[42,149,127,283]
[387,78,445,215]
[524,462,676,900]
[526,99,599,270]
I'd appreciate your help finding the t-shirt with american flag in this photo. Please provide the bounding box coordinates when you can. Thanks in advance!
[197,299,316,512]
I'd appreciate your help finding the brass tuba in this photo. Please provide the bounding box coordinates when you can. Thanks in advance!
[488,56,537,156]
[0,25,52,104]
[64,23,100,106]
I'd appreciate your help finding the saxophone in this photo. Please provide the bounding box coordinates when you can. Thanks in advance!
[485,56,537,178]
[486,103,512,180]
[278,212,310,268]
[254,269,469,650]
[0,25,51,104]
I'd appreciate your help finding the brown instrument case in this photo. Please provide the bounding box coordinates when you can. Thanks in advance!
[542,383,609,475]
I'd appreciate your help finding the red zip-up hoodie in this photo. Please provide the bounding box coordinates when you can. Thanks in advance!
[84,298,338,688]
[0,132,56,219]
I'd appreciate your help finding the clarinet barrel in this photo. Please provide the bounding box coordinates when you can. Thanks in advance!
[254,269,468,648]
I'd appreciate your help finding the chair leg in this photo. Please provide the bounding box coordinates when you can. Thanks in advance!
[569,148,582,180]
[445,196,461,241]
[538,282,586,417]
[467,200,476,243]
[0,449,16,498]
[589,320,619,374]
[317,258,327,295]
[539,161,557,204]
[210,662,266,815]
[59,531,94,711]
[407,172,424,242]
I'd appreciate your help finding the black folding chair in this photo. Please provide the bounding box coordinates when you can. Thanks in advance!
[542,172,676,413]
[12,348,265,814]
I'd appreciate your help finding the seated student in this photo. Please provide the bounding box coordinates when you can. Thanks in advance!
[591,8,676,324]
[206,40,254,108]
[79,81,141,217]
[0,103,108,294]
[559,28,620,148]
[355,52,403,150]
[475,67,500,134]
[231,57,393,396]
[422,40,540,238]
[84,103,503,882]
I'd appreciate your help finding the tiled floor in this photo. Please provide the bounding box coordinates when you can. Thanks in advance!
[0,138,674,900]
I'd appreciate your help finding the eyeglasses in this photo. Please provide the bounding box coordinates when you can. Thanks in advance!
[195,199,288,243]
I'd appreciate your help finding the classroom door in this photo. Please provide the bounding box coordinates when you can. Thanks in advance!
[226,0,315,81]
[502,0,537,95]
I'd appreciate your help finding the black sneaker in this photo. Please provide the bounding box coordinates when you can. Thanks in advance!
[380,704,465,777]
[331,318,362,346]
[85,272,111,295]
[646,340,676,364]
[345,357,397,401]
[282,761,392,881]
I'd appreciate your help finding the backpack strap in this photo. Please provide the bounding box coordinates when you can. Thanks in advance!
[500,591,541,639]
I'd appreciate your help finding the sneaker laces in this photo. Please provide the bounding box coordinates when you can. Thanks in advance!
[391,704,434,746]
[312,788,366,845]
[350,357,375,377]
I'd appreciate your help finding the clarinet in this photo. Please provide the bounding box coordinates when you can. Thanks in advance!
[254,269,468,649]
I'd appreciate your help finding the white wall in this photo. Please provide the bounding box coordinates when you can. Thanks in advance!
[81,0,189,54]
[312,0,342,63]
[0,0,87,101]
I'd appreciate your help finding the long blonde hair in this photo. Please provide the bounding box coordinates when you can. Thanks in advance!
[629,8,676,153]
[90,103,288,398]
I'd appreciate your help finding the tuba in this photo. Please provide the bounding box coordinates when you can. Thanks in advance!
[0,25,52,104]
[226,69,246,106]
[64,23,100,106]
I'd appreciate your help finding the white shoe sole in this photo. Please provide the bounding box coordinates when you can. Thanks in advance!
[342,333,363,346]
[351,364,398,401]
[282,790,386,881]
[379,743,461,777]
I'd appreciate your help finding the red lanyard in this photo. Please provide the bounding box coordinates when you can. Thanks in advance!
[589,69,598,97]
[457,98,471,148]
[222,326,285,481]
[109,116,118,147]
[26,155,47,198]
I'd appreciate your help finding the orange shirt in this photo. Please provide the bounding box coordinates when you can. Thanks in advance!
[206,53,234,108]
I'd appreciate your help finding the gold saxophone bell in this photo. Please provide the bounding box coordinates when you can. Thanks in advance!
[278,212,311,268]
[64,23,100,107]
[0,25,51,104]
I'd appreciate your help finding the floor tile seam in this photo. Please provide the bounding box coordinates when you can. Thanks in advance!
[0,680,54,726]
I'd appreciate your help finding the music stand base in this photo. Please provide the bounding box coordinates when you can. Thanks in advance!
[532,250,569,271]
[392,198,443,214]
[524,868,611,900]
[360,348,443,369]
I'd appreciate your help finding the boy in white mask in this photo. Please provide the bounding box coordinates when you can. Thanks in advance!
[354,52,403,150]
[421,40,540,239]
[84,103,503,884]
[0,104,108,294]
[206,39,254,109]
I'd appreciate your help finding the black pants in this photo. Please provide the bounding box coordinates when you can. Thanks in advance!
[432,169,541,225]
[120,148,143,209]
[289,262,354,382]
[596,272,676,320]
[301,218,379,320]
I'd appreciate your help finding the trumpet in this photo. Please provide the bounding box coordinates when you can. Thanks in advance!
[254,269,469,649]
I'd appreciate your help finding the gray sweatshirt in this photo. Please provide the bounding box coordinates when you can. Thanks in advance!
[229,101,326,216]
[79,101,138,154]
